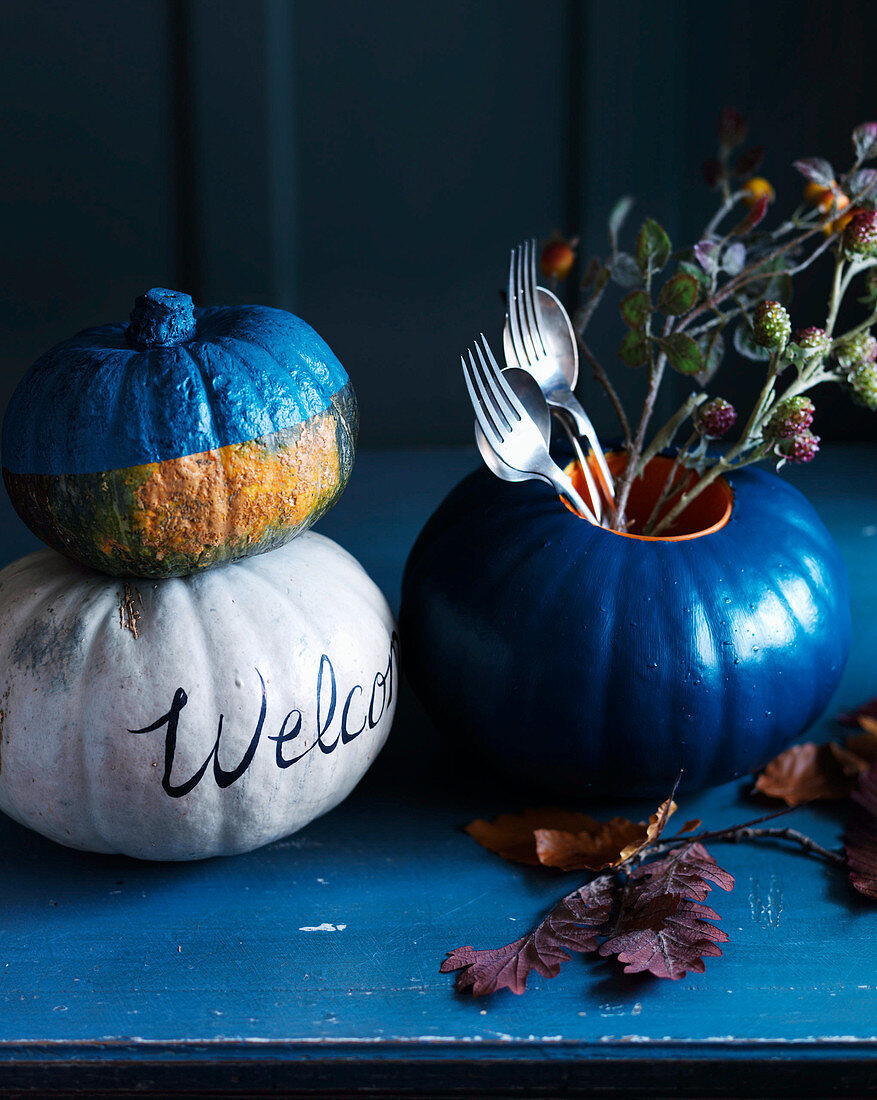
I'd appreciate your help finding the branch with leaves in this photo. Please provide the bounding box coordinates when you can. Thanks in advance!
[441,702,877,994]
[542,111,877,534]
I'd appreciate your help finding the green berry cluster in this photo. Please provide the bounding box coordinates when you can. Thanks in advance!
[752,300,791,350]
[765,396,815,441]
[845,362,877,410]
[834,331,877,370]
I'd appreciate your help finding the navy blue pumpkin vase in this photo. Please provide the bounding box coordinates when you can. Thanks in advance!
[400,455,851,796]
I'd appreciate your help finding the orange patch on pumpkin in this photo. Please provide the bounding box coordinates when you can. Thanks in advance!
[131,416,340,561]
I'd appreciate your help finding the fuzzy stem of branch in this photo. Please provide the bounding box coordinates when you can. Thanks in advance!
[572,277,608,340]
[642,431,697,535]
[741,351,782,439]
[687,307,743,339]
[611,317,671,530]
[647,826,844,865]
[649,440,774,537]
[704,194,738,237]
[784,232,835,277]
[826,257,850,336]
[648,347,786,537]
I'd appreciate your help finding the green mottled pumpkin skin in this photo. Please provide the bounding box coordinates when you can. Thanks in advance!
[4,382,358,579]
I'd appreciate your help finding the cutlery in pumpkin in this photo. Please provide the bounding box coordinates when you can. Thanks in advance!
[474,366,551,483]
[505,240,616,507]
[461,335,598,524]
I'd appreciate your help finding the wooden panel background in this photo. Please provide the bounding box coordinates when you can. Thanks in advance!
[2,0,877,446]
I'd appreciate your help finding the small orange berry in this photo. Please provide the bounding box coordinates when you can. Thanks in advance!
[804,181,831,211]
[741,177,775,207]
[824,206,859,237]
[804,180,850,215]
[541,240,576,281]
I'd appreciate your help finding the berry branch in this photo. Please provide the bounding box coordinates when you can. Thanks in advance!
[543,113,877,534]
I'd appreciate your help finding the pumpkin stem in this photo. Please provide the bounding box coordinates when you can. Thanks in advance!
[127,288,196,349]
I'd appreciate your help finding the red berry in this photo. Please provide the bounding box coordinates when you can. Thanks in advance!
[765,396,815,441]
[843,211,877,259]
[541,240,575,281]
[777,429,820,464]
[696,397,737,438]
[792,327,830,356]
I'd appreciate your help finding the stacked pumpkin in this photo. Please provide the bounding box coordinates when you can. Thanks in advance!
[0,289,397,860]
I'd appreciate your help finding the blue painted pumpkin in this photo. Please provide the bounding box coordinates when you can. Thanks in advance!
[400,457,851,797]
[2,289,357,578]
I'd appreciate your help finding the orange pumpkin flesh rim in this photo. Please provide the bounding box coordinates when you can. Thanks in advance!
[562,451,733,541]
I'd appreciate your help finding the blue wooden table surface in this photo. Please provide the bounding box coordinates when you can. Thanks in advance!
[0,446,875,1097]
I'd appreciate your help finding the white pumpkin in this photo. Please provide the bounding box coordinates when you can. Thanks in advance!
[0,533,397,860]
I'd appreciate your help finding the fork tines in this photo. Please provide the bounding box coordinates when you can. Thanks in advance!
[461,334,524,448]
[507,239,546,371]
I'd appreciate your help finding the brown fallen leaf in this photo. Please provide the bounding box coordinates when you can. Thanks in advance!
[599,895,728,980]
[465,809,613,867]
[754,742,857,805]
[845,765,877,901]
[534,818,646,872]
[467,799,676,873]
[597,841,734,980]
[618,796,677,864]
[441,874,615,995]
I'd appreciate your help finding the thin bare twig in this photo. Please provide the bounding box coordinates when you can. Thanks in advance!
[612,318,672,529]
[577,334,631,446]
[647,804,845,866]
[709,826,845,865]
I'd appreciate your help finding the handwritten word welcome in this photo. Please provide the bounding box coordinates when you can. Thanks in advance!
[130,632,399,798]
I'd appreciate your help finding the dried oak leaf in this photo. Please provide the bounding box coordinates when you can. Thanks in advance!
[845,764,877,901]
[441,874,615,995]
[754,741,856,805]
[624,841,735,904]
[598,842,733,980]
[534,818,648,872]
[599,896,728,980]
[464,809,610,866]
[468,799,677,874]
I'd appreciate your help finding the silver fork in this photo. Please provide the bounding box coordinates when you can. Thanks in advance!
[461,335,597,524]
[507,241,616,507]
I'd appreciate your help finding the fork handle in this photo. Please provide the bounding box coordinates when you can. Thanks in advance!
[549,392,616,505]
[536,460,598,525]
[552,411,603,524]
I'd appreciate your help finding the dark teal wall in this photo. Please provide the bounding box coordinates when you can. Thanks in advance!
[2,0,876,447]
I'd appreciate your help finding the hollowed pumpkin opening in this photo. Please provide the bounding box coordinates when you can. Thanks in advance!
[564,451,733,541]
